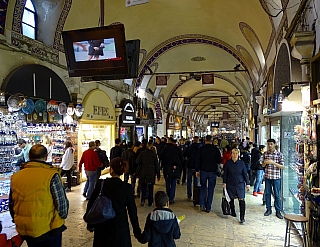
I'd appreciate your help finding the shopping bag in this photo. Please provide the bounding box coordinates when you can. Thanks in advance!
[221,188,231,215]
[83,180,115,224]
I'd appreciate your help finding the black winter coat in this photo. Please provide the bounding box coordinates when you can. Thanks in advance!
[195,144,222,172]
[142,208,181,247]
[86,178,141,247]
[160,143,183,179]
[135,149,160,184]
[184,142,201,169]
[121,149,136,174]
[223,159,250,199]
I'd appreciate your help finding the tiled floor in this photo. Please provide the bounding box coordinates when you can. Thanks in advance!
[1,176,301,247]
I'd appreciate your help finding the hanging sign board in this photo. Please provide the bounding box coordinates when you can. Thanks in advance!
[121,99,136,126]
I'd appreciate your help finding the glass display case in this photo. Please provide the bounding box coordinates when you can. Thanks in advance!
[281,112,303,214]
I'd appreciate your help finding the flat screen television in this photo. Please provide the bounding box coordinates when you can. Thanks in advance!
[62,24,129,77]
[80,39,141,82]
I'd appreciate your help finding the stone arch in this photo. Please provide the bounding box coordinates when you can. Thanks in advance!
[274,41,291,94]
[134,34,254,90]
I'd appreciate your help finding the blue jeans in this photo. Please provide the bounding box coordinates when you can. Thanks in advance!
[265,178,281,212]
[26,233,62,247]
[187,168,198,198]
[165,178,177,203]
[199,171,217,212]
[84,170,97,200]
[253,170,264,193]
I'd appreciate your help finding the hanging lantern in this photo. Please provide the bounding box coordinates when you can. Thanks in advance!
[75,103,84,117]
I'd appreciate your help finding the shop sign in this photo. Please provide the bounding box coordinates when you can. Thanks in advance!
[139,119,155,126]
[122,99,136,126]
[167,114,175,129]
[93,105,109,117]
[82,89,115,121]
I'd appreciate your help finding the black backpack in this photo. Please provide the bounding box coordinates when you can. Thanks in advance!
[96,149,109,169]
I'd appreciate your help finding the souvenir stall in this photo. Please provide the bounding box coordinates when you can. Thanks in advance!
[0,94,82,213]
[78,89,116,180]
[0,64,81,212]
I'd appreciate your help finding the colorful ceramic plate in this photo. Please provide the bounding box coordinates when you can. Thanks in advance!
[22,99,35,114]
[58,102,67,115]
[7,95,21,112]
[34,99,46,113]
[47,100,58,115]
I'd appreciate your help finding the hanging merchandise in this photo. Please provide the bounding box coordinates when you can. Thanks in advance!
[21,99,35,114]
[58,103,67,115]
[67,103,75,116]
[75,103,85,117]
[47,100,59,116]
[34,99,46,114]
[7,94,22,112]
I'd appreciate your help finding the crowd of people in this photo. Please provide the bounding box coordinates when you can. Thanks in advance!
[4,134,285,247]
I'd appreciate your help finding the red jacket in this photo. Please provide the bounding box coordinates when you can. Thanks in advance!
[79,148,101,171]
[0,233,23,247]
[221,150,232,165]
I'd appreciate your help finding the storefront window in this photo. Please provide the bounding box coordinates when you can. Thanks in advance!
[120,127,132,143]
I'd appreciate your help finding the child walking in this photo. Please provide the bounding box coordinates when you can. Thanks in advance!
[140,191,181,246]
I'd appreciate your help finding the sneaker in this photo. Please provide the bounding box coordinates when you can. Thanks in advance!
[231,212,237,217]
[200,206,206,212]
[264,209,272,216]
[276,211,283,219]
[239,218,245,224]
[82,192,86,197]
[253,192,258,196]
[257,191,264,194]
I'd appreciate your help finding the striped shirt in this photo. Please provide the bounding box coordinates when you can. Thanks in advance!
[263,150,284,180]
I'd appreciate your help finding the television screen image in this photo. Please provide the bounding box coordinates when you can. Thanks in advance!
[62,24,129,77]
[73,38,117,62]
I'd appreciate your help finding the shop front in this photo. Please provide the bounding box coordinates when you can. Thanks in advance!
[0,64,78,212]
[166,114,181,139]
[78,89,116,180]
[119,99,136,143]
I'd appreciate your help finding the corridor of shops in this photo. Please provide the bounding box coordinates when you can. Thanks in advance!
[1,175,302,247]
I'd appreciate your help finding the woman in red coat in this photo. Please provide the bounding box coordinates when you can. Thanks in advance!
[221,145,232,165]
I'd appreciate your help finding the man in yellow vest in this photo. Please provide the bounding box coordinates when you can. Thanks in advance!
[9,144,69,247]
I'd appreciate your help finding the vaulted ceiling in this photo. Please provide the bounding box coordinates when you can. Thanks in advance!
[64,0,291,126]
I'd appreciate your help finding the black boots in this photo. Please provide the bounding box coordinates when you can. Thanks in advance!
[239,200,246,224]
[229,199,237,217]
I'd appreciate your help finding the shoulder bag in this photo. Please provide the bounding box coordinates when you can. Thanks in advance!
[83,180,115,224]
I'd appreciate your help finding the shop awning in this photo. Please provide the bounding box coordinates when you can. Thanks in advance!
[1,64,71,103]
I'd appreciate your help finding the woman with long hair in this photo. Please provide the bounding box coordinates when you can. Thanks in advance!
[86,158,142,247]
[60,141,75,192]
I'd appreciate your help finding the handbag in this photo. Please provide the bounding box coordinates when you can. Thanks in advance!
[83,180,115,224]
[221,188,231,215]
